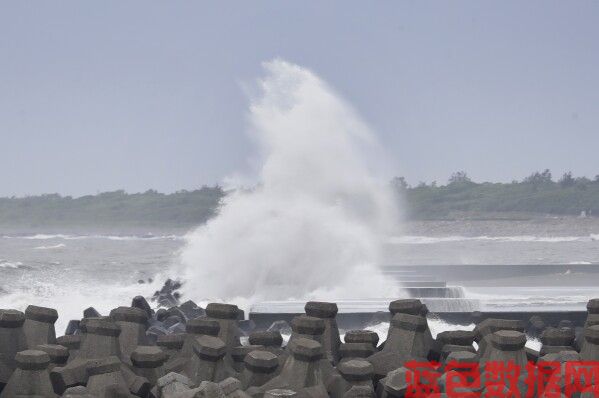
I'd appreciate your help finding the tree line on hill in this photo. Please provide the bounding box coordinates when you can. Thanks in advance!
[0,170,597,227]
[393,170,599,219]
[0,187,225,228]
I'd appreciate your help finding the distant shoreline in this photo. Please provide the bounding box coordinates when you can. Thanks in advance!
[2,176,599,228]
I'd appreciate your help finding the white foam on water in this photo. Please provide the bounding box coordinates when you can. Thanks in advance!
[389,235,596,244]
[0,259,23,269]
[176,59,401,309]
[34,243,67,250]
[360,320,541,351]
[0,278,164,334]
[2,233,181,241]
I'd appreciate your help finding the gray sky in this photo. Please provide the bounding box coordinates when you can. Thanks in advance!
[1,1,598,197]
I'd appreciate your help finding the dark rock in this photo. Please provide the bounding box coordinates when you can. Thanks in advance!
[83,307,101,319]
[165,306,187,323]
[160,279,183,295]
[131,295,154,319]
[147,324,169,345]
[238,319,256,335]
[168,322,186,334]
[164,315,183,329]
[65,320,81,336]
[157,293,180,308]
[179,300,206,320]
[156,308,168,322]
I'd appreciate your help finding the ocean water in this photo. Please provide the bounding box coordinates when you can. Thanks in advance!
[1,219,598,334]
[0,228,185,333]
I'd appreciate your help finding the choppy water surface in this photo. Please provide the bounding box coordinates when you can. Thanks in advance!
[0,228,185,332]
[1,218,598,333]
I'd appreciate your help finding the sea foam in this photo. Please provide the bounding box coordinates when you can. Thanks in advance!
[176,59,400,307]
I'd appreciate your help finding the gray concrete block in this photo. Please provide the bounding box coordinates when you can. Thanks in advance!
[343,331,379,348]
[23,305,58,349]
[0,310,28,386]
[249,332,283,348]
[0,350,56,398]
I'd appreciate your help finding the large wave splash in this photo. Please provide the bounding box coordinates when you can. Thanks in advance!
[176,59,400,306]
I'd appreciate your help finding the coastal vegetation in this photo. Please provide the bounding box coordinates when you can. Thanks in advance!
[395,170,599,219]
[0,187,224,228]
[1,170,598,226]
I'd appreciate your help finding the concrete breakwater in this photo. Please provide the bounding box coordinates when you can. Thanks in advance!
[1,291,599,397]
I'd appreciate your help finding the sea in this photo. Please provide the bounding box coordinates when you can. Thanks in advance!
[1,217,598,335]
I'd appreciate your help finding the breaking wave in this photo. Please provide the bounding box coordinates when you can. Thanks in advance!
[34,243,67,250]
[0,260,24,269]
[176,59,400,306]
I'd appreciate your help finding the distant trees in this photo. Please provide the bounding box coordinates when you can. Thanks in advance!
[391,170,599,219]
[391,176,409,191]
[523,169,552,185]
[5,170,598,227]
[559,171,575,188]
[0,186,225,227]
[393,170,599,191]
[448,171,471,185]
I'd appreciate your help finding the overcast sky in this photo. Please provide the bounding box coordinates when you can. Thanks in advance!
[1,1,598,196]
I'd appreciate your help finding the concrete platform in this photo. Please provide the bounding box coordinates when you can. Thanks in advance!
[248,264,599,330]
[249,310,588,331]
